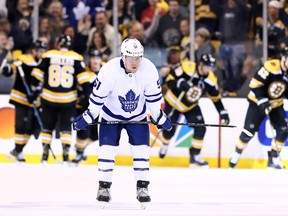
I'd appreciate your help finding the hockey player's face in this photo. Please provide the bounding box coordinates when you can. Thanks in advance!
[281,56,288,71]
[90,56,102,71]
[198,63,211,76]
[124,56,142,73]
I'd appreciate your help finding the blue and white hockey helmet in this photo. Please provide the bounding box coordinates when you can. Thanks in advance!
[121,38,144,57]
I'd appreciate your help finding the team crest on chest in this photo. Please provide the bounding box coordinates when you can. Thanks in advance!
[118,89,140,113]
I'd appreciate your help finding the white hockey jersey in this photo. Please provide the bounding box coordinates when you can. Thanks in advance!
[88,57,163,121]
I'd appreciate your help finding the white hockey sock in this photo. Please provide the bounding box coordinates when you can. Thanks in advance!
[130,145,150,182]
[98,145,118,182]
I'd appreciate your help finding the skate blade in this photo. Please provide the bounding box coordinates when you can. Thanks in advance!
[140,202,149,209]
[6,154,25,164]
[99,201,108,209]
[189,164,209,169]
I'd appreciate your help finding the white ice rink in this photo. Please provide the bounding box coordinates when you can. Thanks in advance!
[1,164,288,216]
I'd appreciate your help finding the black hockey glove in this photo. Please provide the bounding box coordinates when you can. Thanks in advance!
[220,110,229,125]
[150,110,172,131]
[27,91,40,104]
[257,98,271,115]
[1,64,12,77]
[178,79,192,91]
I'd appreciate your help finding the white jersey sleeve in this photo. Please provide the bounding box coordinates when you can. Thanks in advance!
[143,58,163,120]
[88,59,115,118]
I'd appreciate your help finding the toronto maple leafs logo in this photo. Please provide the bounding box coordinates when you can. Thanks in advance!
[118,90,140,113]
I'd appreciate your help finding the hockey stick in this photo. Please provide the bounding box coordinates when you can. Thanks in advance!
[17,65,61,164]
[90,120,253,137]
[150,71,195,147]
[0,49,8,73]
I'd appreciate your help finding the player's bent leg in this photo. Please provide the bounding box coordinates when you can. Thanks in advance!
[229,131,253,168]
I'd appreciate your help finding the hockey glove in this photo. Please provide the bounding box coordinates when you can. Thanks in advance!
[220,110,230,125]
[151,110,172,131]
[1,64,12,77]
[257,98,271,115]
[27,91,40,104]
[73,110,95,130]
[178,79,192,91]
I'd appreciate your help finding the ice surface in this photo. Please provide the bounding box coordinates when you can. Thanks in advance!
[1,164,288,216]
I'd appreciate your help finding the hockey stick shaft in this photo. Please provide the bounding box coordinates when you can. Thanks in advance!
[150,76,194,147]
[18,66,61,163]
[90,120,253,137]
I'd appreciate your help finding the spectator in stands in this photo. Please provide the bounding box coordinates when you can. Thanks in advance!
[47,1,70,45]
[195,27,215,62]
[87,11,121,54]
[155,0,183,48]
[179,17,190,61]
[38,16,52,47]
[195,0,218,35]
[0,30,13,62]
[255,0,286,58]
[88,30,112,62]
[127,19,159,48]
[8,0,31,25]
[140,0,168,30]
[210,0,251,94]
[62,0,104,28]
[0,0,8,18]
[106,0,133,40]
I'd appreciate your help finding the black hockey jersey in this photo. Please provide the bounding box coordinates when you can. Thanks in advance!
[164,60,224,113]
[31,50,90,106]
[248,59,288,109]
[9,54,40,108]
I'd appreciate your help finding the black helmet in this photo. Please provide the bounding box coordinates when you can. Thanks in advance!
[89,48,102,57]
[58,34,72,48]
[33,40,47,50]
[199,53,216,67]
[282,47,288,56]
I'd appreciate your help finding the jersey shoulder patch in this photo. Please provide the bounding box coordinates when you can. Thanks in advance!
[205,71,218,85]
[181,60,196,76]
[264,59,281,74]
[17,54,37,66]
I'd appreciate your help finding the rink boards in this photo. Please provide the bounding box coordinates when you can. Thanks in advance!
[0,95,287,168]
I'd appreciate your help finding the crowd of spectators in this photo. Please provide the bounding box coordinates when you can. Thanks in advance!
[0,0,287,97]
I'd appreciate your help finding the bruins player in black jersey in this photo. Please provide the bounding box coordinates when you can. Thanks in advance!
[71,49,104,165]
[229,47,288,169]
[31,35,91,165]
[159,54,230,168]
[1,40,47,162]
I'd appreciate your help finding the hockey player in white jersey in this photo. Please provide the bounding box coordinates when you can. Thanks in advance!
[73,38,172,208]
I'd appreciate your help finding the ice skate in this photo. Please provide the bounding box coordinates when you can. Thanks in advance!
[268,151,285,169]
[7,149,26,163]
[159,144,168,159]
[229,151,241,168]
[71,151,87,166]
[189,148,208,168]
[97,181,112,208]
[136,180,151,209]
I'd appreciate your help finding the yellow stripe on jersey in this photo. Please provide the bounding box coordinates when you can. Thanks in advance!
[165,90,197,112]
[10,89,40,107]
[207,93,221,102]
[42,88,77,103]
[166,74,175,82]
[249,78,264,88]
[31,68,44,81]
[248,92,283,108]
[77,71,92,84]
